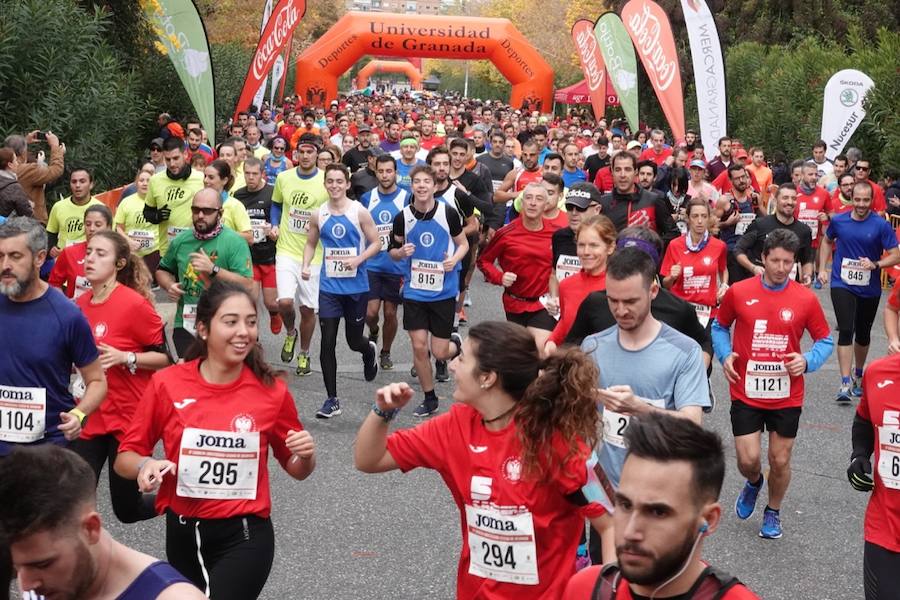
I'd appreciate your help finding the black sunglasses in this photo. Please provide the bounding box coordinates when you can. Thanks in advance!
[565,204,590,212]
[191,206,220,216]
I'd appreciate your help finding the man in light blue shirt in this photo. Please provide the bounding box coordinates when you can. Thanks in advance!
[582,246,709,488]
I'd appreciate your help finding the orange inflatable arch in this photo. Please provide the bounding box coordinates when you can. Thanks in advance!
[356,59,423,91]
[295,11,554,110]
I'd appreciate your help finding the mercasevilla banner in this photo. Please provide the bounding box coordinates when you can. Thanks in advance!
[142,0,216,145]
[680,0,726,158]
[820,69,875,160]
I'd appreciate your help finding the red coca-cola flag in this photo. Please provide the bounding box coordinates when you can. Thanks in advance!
[621,0,685,140]
[571,19,608,120]
[234,0,306,120]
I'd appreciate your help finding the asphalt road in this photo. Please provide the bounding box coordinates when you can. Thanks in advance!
[26,277,896,599]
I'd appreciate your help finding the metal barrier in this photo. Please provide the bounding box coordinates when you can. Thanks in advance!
[882,213,900,290]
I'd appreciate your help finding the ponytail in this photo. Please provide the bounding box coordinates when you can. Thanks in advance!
[91,230,154,303]
[516,348,600,482]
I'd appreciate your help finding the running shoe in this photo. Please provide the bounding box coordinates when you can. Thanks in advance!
[281,330,297,362]
[759,508,783,539]
[813,280,822,290]
[410,365,418,378]
[296,353,311,377]
[379,352,394,371]
[270,314,283,335]
[851,376,863,397]
[735,477,763,520]
[316,397,342,419]
[363,341,378,381]
[464,296,473,307]
[836,387,853,405]
[457,308,468,326]
[435,359,449,382]
[450,332,463,358]
[412,396,439,418]
[368,324,379,344]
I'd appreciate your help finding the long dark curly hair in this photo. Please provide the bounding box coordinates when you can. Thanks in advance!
[467,321,600,482]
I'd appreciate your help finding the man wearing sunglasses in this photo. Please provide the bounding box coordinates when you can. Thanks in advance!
[156,188,253,357]
[852,159,888,215]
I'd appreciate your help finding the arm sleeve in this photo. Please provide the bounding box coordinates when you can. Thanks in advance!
[270,201,282,227]
[711,319,734,364]
[476,229,505,285]
[673,345,711,409]
[851,413,876,460]
[385,412,454,473]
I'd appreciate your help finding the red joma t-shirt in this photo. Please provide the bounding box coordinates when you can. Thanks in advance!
[661,235,727,321]
[856,353,900,552]
[794,186,830,247]
[387,403,607,600]
[715,276,830,409]
[76,285,163,439]
[119,361,303,519]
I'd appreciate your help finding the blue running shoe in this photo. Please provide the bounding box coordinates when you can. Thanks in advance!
[813,279,822,290]
[735,477,763,520]
[851,377,863,397]
[759,508,783,539]
[412,396,439,418]
[836,387,853,405]
[316,397,342,419]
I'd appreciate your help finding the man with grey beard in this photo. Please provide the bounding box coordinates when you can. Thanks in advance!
[0,217,106,457]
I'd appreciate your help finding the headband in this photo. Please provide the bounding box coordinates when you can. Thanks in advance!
[399,138,418,148]
[616,237,660,266]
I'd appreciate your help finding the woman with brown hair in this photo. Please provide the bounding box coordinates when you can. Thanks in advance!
[49,204,112,299]
[355,320,613,599]
[0,147,33,218]
[116,280,315,599]
[71,230,170,522]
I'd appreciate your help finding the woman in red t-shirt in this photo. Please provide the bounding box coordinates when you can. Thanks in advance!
[545,215,617,353]
[115,280,316,599]
[70,230,170,523]
[355,321,614,600]
[48,204,112,300]
[661,197,728,330]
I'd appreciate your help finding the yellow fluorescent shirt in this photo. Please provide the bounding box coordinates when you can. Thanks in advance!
[46,196,104,248]
[272,168,328,263]
[223,197,252,234]
[145,169,205,254]
[114,193,159,256]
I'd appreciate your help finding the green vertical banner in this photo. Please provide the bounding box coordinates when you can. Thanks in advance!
[594,12,639,133]
[142,0,216,145]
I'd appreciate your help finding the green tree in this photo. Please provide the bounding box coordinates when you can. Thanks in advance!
[0,0,147,197]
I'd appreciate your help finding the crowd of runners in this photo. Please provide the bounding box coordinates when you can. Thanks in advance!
[1,90,899,599]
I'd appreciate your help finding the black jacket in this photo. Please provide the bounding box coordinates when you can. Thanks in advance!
[0,173,33,218]
[598,188,680,243]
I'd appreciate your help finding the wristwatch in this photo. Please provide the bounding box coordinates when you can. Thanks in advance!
[210,264,220,278]
[126,352,137,374]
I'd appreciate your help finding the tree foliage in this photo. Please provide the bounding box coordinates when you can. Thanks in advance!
[0,0,147,197]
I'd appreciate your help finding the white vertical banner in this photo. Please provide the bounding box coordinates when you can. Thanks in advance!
[679,0,725,160]
[269,55,285,106]
[252,0,275,110]
[821,69,875,160]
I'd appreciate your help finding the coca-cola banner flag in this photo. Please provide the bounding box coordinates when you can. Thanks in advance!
[142,0,216,145]
[594,13,640,132]
[621,0,685,141]
[572,19,608,120]
[680,0,725,159]
[234,0,305,120]
[820,69,875,160]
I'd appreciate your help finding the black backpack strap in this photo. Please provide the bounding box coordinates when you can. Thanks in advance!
[690,565,741,600]
[591,563,622,600]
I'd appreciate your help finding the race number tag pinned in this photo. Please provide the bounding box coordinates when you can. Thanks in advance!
[555,255,581,281]
[288,207,310,234]
[74,276,91,300]
[167,226,190,240]
[324,247,358,278]
[129,229,155,251]
[410,259,444,292]
[177,428,260,500]
[182,303,198,335]
[250,219,268,244]
[0,385,46,443]
[735,213,756,236]
[465,505,539,585]
[840,258,870,286]
[745,360,791,399]
[877,426,900,490]
[689,303,712,328]
[377,223,393,251]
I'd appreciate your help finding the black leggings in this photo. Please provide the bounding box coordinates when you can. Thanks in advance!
[68,435,156,523]
[864,541,900,600]
[831,287,881,346]
[319,316,372,398]
[166,511,275,600]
